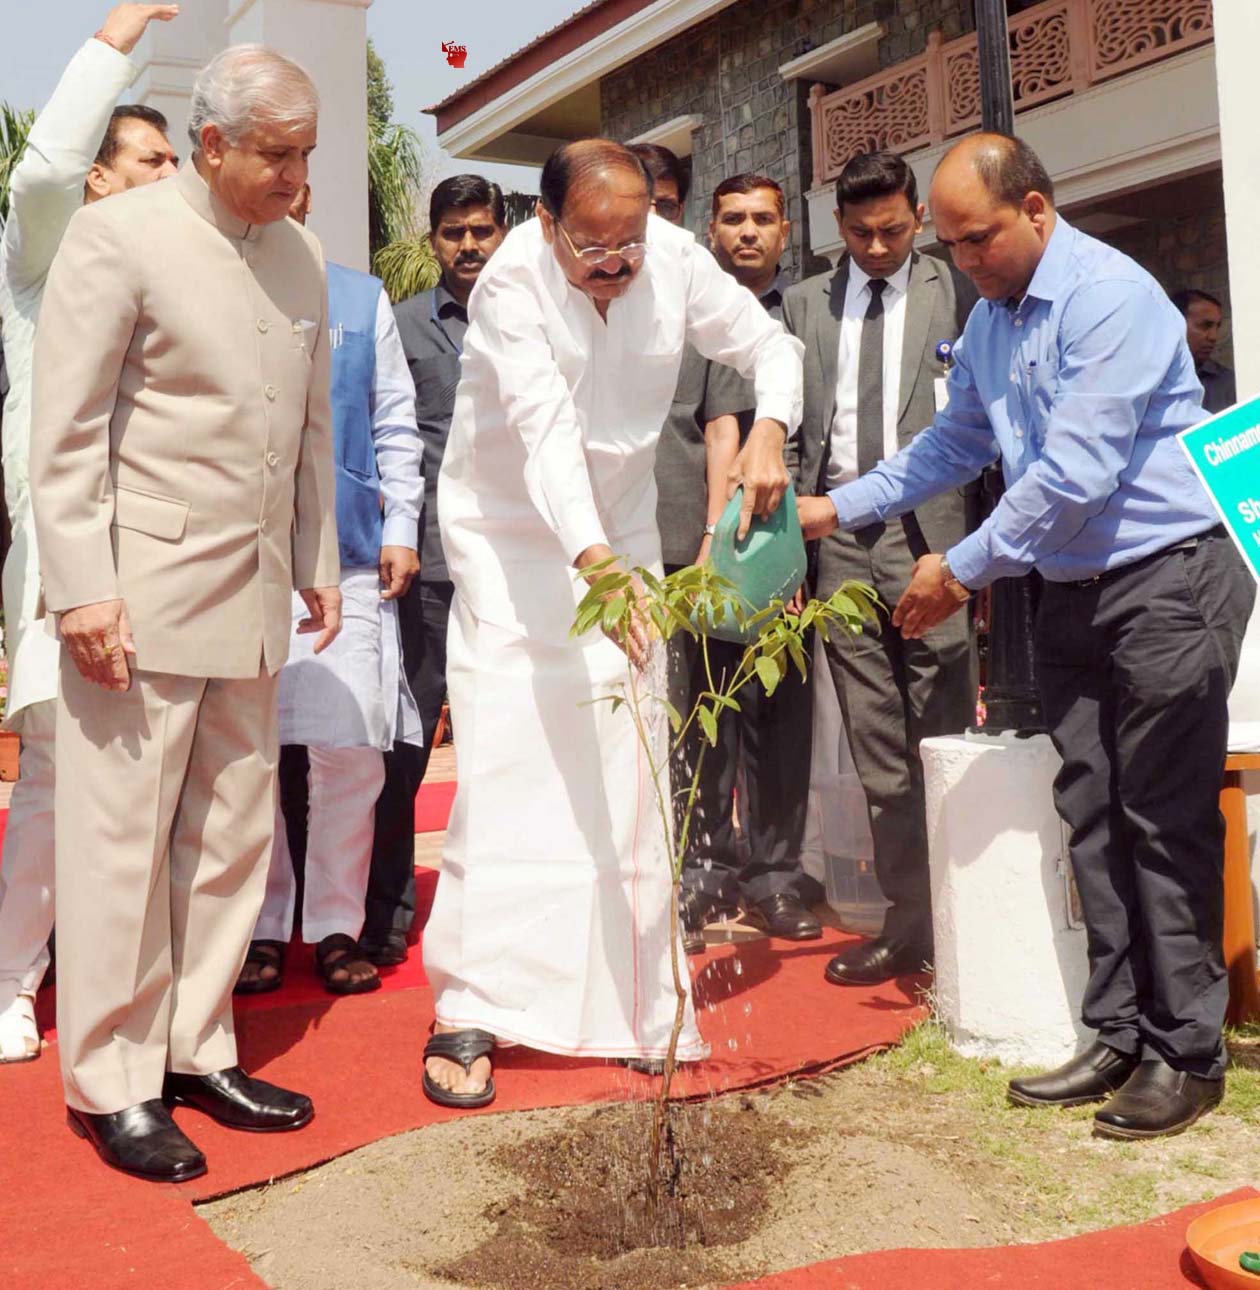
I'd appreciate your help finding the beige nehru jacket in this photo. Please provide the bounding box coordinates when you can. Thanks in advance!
[29,163,340,679]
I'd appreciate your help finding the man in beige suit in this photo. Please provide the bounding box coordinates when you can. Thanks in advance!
[30,44,341,1184]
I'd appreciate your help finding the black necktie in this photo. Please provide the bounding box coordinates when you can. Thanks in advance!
[856,278,887,476]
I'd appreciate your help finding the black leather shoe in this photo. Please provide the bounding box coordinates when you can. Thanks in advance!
[358,929,408,967]
[1007,1040,1139,1108]
[164,1067,314,1133]
[67,1099,206,1183]
[824,936,930,986]
[745,892,823,941]
[1093,1058,1223,1140]
[680,887,739,956]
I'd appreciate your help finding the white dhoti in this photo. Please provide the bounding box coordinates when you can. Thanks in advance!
[424,597,707,1061]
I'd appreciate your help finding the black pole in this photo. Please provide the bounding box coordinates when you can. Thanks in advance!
[971,0,1045,735]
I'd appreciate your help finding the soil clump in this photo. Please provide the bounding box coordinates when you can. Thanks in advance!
[442,1097,801,1289]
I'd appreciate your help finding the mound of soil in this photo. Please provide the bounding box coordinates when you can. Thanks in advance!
[441,1097,800,1289]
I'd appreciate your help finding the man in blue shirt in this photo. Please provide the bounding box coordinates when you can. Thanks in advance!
[800,133,1255,1141]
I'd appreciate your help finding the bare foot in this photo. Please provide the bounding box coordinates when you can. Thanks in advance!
[425,1023,492,1096]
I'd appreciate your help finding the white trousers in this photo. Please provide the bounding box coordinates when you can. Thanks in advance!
[0,699,55,1011]
[254,745,385,944]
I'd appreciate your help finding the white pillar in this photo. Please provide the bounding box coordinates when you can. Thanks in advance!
[1213,0,1260,858]
[131,0,228,159]
[225,0,372,270]
[1214,0,1260,400]
[924,732,1092,1068]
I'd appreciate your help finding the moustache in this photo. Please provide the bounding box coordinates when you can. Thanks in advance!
[590,265,632,281]
[455,254,486,267]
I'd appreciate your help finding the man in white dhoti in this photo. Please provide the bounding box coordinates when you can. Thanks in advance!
[0,3,179,1065]
[423,139,804,1107]
[241,184,424,997]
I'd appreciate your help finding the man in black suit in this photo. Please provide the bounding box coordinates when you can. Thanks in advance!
[781,151,978,986]
[658,172,823,951]
[359,175,506,965]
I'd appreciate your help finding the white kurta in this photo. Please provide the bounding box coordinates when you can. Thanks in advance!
[276,285,424,751]
[0,39,138,731]
[428,214,803,1058]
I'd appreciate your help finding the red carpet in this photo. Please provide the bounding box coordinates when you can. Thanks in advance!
[725,1189,1259,1289]
[414,778,455,832]
[0,917,923,1288]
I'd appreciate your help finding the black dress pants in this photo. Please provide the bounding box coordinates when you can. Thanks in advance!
[817,521,976,951]
[1035,531,1254,1079]
[668,604,817,908]
[362,579,454,942]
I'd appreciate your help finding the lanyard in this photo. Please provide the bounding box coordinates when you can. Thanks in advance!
[431,292,464,356]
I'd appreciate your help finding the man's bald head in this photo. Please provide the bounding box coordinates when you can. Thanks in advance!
[935,133,1055,211]
[539,139,651,220]
[930,133,1056,301]
[537,139,654,311]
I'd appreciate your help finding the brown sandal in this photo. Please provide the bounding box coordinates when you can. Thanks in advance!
[315,934,381,996]
[234,940,286,995]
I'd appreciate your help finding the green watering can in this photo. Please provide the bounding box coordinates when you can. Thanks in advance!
[698,481,808,645]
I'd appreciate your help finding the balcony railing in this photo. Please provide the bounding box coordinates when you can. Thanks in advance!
[809,0,1214,187]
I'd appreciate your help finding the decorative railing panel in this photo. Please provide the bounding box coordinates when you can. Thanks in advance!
[1089,0,1213,82]
[810,0,1213,187]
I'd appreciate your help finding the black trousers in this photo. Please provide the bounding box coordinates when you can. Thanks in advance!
[667,599,817,908]
[818,521,976,950]
[362,579,454,941]
[1035,531,1254,1079]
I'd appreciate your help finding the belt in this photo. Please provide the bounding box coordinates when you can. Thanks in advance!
[1066,525,1226,589]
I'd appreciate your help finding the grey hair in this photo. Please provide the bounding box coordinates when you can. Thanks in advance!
[187,44,319,152]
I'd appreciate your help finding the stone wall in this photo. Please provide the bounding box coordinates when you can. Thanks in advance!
[599,0,975,280]
[1106,194,1234,367]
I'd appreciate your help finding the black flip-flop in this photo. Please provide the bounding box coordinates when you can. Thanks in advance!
[233,940,286,995]
[422,1028,496,1108]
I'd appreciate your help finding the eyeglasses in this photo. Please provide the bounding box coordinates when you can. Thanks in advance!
[555,219,648,268]
[652,199,681,221]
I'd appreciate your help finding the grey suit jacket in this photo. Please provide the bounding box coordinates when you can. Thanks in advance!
[781,250,979,553]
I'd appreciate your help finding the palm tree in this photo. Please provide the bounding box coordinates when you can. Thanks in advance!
[0,103,35,226]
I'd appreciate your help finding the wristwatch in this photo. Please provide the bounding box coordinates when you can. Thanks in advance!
[939,555,973,603]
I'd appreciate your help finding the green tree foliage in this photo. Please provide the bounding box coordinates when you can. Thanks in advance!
[366,37,394,129]
[0,103,35,226]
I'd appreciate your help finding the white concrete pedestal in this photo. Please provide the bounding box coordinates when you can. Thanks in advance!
[923,732,1091,1068]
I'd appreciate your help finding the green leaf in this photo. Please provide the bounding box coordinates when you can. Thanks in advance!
[659,696,684,732]
[601,594,626,634]
[754,656,781,695]
[697,705,719,746]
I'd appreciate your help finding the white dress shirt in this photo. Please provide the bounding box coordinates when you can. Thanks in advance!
[369,286,425,548]
[827,255,912,489]
[439,213,803,644]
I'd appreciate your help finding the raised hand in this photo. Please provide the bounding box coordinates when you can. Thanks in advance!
[97,4,180,56]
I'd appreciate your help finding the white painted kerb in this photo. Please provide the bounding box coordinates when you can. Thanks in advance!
[923,732,1092,1068]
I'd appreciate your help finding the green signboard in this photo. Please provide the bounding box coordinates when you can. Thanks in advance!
[1178,396,1260,583]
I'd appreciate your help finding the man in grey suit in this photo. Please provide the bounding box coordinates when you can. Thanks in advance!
[362,175,506,966]
[782,151,978,986]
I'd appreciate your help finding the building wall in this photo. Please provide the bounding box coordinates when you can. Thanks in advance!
[1106,201,1233,368]
[600,0,975,280]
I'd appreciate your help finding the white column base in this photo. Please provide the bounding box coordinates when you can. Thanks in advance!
[924,731,1092,1068]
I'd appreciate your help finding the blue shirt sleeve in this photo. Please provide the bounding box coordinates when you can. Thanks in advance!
[827,323,998,529]
[946,278,1176,588]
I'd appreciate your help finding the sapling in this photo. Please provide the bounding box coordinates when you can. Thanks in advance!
[571,556,878,1195]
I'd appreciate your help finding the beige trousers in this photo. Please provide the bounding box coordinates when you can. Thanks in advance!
[54,657,279,1114]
